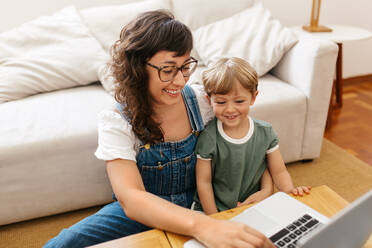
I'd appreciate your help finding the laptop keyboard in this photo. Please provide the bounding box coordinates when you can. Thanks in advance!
[269,214,322,248]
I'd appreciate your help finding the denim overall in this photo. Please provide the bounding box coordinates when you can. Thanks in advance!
[44,85,204,248]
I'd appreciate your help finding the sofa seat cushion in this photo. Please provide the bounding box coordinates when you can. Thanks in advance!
[0,84,114,225]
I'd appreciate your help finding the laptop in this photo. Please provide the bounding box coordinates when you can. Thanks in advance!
[184,189,372,248]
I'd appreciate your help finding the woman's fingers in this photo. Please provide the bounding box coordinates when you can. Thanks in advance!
[241,224,275,248]
[198,220,275,248]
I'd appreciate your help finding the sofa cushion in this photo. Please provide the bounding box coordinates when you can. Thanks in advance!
[251,74,307,162]
[171,0,256,65]
[193,1,298,76]
[171,0,255,31]
[80,0,171,51]
[98,65,116,96]
[0,84,114,225]
[0,7,109,104]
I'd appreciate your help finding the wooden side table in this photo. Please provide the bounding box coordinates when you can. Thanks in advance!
[291,25,372,128]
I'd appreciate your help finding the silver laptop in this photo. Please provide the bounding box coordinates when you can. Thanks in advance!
[184,189,372,248]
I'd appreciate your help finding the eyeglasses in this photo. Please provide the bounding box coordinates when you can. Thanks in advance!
[146,58,198,82]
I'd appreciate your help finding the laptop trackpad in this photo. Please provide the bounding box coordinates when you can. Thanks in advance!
[231,209,279,236]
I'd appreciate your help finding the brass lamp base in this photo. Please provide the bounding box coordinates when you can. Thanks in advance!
[303,25,332,32]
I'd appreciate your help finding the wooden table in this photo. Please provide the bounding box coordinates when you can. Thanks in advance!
[89,185,372,248]
[89,229,171,248]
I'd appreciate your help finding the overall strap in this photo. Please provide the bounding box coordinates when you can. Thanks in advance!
[182,85,204,132]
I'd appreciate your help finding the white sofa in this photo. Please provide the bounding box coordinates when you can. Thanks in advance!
[0,0,338,225]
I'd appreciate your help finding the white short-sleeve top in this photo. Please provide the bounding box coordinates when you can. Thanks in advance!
[95,83,214,162]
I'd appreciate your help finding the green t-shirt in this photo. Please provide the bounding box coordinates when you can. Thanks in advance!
[193,116,279,212]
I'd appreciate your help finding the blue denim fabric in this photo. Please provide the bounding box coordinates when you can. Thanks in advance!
[44,85,204,248]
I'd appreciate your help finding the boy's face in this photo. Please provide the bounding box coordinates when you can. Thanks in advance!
[210,81,258,130]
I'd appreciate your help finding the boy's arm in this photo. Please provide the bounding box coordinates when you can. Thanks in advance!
[260,168,274,195]
[196,158,218,215]
[266,149,293,192]
[267,149,310,196]
[237,169,273,207]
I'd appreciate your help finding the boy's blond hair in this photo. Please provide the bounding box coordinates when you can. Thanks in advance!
[202,57,258,96]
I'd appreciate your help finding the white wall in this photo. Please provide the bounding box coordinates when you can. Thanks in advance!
[1,0,371,78]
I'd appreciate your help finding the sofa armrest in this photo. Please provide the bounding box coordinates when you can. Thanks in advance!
[271,37,338,159]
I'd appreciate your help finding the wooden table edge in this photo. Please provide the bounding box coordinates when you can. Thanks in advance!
[165,185,353,247]
[89,229,171,248]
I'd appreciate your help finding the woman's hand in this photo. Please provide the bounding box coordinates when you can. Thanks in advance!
[237,189,272,207]
[194,217,275,248]
[291,186,311,196]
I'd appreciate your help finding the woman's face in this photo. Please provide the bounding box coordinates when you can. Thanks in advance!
[146,50,192,108]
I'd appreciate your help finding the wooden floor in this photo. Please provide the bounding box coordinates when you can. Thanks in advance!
[324,81,372,166]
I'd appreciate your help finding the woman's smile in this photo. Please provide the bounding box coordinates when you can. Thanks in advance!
[163,88,182,97]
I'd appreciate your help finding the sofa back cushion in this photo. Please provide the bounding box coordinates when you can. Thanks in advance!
[0,6,108,103]
[171,0,255,31]
[193,1,298,76]
[80,0,171,51]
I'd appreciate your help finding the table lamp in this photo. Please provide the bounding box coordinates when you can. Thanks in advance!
[303,0,332,32]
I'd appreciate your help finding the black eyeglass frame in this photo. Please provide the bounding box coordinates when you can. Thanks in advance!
[145,57,198,82]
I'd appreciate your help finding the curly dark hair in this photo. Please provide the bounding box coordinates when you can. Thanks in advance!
[108,10,193,144]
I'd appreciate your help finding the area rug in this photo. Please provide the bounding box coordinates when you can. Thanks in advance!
[1,139,371,248]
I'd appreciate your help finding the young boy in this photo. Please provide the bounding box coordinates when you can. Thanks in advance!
[193,57,310,214]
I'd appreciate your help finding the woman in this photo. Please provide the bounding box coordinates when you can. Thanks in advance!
[44,10,274,248]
